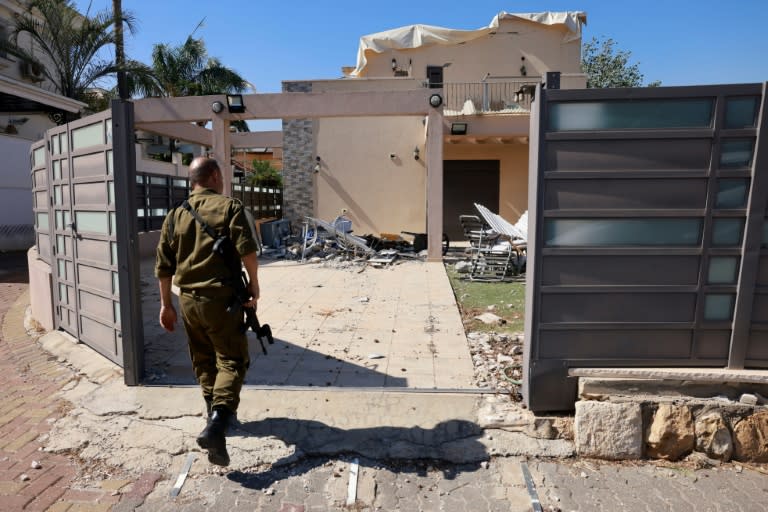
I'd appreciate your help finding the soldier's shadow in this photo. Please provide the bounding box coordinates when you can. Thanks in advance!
[226,418,488,490]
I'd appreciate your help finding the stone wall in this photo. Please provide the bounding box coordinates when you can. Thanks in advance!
[281,81,314,231]
[574,378,768,462]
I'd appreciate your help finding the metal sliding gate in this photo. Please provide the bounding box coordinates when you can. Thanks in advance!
[524,83,768,412]
[31,103,142,384]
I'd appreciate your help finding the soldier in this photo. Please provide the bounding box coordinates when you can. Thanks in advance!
[155,156,260,466]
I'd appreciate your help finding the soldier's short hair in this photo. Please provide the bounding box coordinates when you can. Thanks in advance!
[189,157,220,187]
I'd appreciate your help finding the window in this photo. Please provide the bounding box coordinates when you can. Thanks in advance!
[715,179,749,209]
[725,97,759,129]
[711,218,745,247]
[720,139,754,169]
[544,218,702,247]
[707,257,739,284]
[704,294,735,321]
[548,99,714,131]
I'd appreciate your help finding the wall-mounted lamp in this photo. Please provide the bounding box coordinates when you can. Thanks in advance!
[226,94,245,113]
[450,122,468,135]
[211,100,225,113]
[413,147,420,161]
[429,93,443,108]
[391,58,397,70]
[314,156,321,173]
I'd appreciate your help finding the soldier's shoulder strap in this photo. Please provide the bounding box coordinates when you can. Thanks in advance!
[180,199,219,240]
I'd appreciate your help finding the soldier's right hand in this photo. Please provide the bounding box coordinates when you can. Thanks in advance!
[160,304,177,332]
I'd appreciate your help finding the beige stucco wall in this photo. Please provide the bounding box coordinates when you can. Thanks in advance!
[360,17,582,83]
[443,143,529,224]
[27,246,53,331]
[284,13,579,237]
[314,115,427,236]
[308,79,430,235]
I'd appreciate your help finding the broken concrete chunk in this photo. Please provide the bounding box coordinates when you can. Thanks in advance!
[695,411,733,461]
[454,261,471,273]
[474,312,503,325]
[645,404,694,461]
[739,393,759,406]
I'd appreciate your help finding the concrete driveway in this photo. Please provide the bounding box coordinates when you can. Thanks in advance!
[141,257,476,390]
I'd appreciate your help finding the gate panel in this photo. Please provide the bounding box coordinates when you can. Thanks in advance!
[48,111,123,364]
[525,83,768,412]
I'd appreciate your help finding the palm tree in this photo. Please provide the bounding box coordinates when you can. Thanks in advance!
[0,0,152,115]
[134,35,251,99]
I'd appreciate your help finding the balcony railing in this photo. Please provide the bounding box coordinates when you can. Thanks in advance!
[443,79,540,115]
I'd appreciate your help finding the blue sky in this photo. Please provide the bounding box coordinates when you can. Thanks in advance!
[73,0,767,95]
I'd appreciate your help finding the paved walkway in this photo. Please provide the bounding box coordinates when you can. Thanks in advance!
[0,252,157,511]
[4,251,768,511]
[142,258,475,389]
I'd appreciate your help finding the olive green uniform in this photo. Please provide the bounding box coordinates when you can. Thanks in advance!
[155,188,259,413]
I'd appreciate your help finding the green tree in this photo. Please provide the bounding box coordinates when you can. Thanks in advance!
[581,37,661,88]
[246,160,282,187]
[0,0,152,115]
[135,35,251,98]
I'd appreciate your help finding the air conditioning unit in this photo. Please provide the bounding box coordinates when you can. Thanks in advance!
[20,61,44,82]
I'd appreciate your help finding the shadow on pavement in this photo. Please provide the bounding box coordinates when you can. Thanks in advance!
[0,251,29,283]
[227,418,487,490]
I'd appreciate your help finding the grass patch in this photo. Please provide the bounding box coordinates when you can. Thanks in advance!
[444,264,525,334]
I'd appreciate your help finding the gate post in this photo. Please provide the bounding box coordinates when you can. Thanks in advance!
[112,100,144,385]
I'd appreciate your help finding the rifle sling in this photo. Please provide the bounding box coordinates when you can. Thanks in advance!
[181,200,219,240]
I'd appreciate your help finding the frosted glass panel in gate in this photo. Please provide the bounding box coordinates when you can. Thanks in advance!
[725,97,759,129]
[71,122,104,150]
[32,147,45,167]
[720,139,754,169]
[544,218,702,247]
[548,99,713,131]
[712,218,745,247]
[75,211,109,235]
[707,257,739,284]
[704,294,735,321]
[715,179,749,209]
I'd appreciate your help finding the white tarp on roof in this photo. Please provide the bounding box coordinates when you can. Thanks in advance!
[347,11,586,77]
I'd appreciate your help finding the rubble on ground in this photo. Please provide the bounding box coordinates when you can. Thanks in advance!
[261,231,430,268]
[467,331,524,398]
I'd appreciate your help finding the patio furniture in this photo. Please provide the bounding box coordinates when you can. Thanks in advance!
[467,204,527,281]
[459,214,499,248]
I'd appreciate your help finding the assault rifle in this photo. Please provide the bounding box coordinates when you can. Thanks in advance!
[182,200,274,354]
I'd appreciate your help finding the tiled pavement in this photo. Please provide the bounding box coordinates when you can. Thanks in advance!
[0,252,159,512]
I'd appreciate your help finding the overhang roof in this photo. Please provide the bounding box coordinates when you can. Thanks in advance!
[346,11,587,77]
[0,73,86,113]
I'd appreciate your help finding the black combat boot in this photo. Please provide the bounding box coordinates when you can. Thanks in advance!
[196,406,231,466]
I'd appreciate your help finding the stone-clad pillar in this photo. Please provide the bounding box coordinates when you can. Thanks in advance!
[281,81,314,230]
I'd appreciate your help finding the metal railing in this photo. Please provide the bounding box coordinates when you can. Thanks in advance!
[443,79,540,115]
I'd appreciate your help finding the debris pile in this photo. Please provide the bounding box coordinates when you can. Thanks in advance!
[467,331,524,397]
[259,218,431,268]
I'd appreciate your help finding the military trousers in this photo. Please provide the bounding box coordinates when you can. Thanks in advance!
[179,288,250,412]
